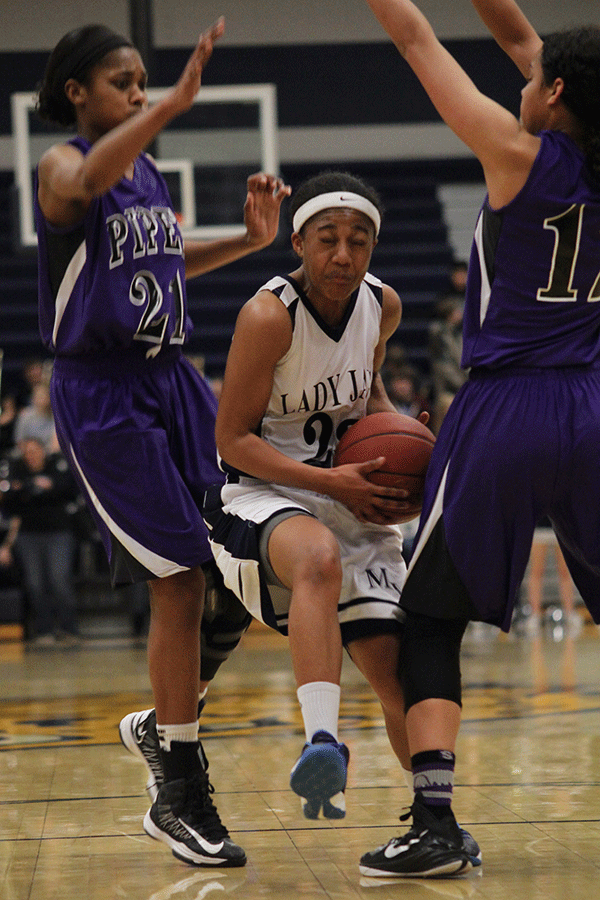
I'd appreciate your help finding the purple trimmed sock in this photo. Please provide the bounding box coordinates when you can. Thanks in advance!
[411,749,455,812]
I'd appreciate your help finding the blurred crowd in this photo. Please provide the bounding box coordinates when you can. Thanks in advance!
[381,259,468,435]
[0,358,86,646]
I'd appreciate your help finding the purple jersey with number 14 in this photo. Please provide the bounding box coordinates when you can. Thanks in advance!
[35,135,192,358]
[463,130,600,371]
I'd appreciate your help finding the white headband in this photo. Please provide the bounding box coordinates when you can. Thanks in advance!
[292,191,381,236]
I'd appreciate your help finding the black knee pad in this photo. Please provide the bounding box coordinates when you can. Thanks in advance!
[399,611,468,713]
[200,560,253,682]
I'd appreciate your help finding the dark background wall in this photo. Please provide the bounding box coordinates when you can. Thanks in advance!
[0,0,587,167]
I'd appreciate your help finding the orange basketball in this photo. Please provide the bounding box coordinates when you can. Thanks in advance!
[333,411,435,521]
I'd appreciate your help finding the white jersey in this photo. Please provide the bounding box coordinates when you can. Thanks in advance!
[258,273,384,468]
[205,271,407,639]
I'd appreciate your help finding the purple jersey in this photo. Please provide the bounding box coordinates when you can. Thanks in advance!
[463,131,600,369]
[35,136,192,357]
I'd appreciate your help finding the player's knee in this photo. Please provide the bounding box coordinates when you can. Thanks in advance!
[399,612,467,712]
[298,540,342,589]
[200,560,252,682]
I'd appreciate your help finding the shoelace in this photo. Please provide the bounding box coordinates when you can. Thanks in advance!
[378,807,419,848]
[399,801,463,849]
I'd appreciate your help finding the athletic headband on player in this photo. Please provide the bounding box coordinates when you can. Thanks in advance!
[292,191,381,236]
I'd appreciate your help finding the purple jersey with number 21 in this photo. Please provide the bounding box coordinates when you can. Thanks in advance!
[34,137,222,584]
[35,135,191,358]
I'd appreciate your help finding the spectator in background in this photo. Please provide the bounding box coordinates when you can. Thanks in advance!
[14,383,59,452]
[12,357,46,411]
[184,353,206,376]
[185,355,223,403]
[1,438,81,646]
[525,521,582,636]
[382,342,408,375]
[445,259,468,298]
[0,393,18,458]
[428,262,469,434]
[0,513,22,609]
[206,375,223,403]
[385,364,430,419]
[185,354,222,402]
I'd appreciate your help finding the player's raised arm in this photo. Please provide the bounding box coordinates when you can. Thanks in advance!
[38,19,225,224]
[470,0,543,77]
[363,0,539,206]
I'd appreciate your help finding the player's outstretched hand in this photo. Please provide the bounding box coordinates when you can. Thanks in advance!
[244,173,292,249]
[170,18,226,115]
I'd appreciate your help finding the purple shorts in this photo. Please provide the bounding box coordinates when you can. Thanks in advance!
[401,364,600,630]
[51,347,223,585]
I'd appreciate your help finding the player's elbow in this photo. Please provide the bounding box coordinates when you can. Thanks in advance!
[214,425,239,469]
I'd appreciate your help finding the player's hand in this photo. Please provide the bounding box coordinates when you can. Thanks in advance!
[243,173,291,249]
[328,458,412,524]
[170,18,225,114]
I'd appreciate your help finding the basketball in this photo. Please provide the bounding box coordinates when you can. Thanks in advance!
[333,412,435,520]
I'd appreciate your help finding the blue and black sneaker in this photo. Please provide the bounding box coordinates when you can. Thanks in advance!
[290,730,349,819]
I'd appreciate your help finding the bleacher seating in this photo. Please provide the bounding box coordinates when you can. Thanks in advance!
[0,160,456,392]
[185,160,456,377]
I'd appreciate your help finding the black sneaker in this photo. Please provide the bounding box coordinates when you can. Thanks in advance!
[119,703,206,801]
[359,795,472,878]
[290,730,349,819]
[143,770,246,867]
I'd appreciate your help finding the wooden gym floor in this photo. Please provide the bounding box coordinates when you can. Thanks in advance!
[2,612,600,900]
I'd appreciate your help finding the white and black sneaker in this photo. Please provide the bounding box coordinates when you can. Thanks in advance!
[359,795,473,878]
[143,770,246,867]
[290,730,349,819]
[119,703,206,801]
[119,708,163,800]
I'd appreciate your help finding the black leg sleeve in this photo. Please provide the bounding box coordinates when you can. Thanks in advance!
[399,611,468,713]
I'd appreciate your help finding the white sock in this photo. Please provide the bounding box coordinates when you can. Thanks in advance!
[297,681,341,742]
[402,766,414,796]
[156,721,199,751]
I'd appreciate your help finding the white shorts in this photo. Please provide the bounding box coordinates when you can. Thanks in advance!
[202,479,407,641]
